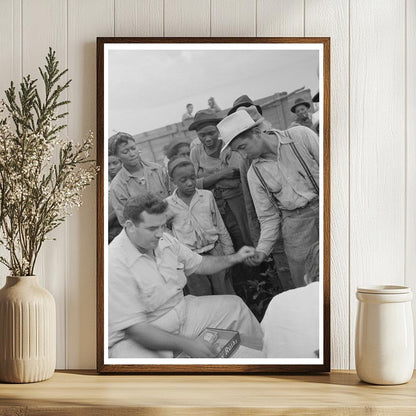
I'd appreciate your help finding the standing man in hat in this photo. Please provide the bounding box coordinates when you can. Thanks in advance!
[227,95,263,246]
[227,95,293,291]
[189,109,252,250]
[289,98,314,130]
[217,110,319,288]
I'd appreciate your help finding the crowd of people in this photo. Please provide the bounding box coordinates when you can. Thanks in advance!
[107,93,320,359]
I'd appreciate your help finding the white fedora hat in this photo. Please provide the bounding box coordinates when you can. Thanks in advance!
[218,109,264,153]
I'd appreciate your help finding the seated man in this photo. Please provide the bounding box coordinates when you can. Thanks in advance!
[260,241,320,358]
[108,192,263,358]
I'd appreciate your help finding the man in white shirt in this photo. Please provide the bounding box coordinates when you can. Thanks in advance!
[108,192,263,358]
[261,242,320,358]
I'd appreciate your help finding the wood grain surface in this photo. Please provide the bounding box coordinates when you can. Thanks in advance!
[0,371,415,415]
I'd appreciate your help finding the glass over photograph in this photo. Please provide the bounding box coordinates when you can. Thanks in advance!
[100,40,327,369]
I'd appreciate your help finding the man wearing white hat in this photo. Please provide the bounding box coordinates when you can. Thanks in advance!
[229,100,294,291]
[217,110,319,288]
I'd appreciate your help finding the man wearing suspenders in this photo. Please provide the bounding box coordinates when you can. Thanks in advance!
[217,109,320,288]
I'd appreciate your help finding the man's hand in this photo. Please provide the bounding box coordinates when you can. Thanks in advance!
[234,246,256,263]
[244,250,267,266]
[196,246,256,275]
[182,338,217,358]
[220,167,239,179]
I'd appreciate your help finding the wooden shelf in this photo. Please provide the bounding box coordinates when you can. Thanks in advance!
[0,370,415,415]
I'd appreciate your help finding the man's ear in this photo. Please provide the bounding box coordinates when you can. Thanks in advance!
[124,219,134,232]
[251,126,262,136]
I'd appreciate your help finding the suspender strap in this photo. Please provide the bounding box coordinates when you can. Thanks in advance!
[286,131,319,195]
[251,163,280,211]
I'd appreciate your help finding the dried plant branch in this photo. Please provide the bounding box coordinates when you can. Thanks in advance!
[0,48,97,276]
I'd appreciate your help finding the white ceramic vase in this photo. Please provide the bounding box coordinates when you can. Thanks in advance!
[0,276,56,383]
[355,285,414,385]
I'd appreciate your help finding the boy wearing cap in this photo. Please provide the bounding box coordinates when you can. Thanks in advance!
[217,110,319,288]
[166,157,235,296]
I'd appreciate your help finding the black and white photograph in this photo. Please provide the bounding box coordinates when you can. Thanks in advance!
[97,38,330,373]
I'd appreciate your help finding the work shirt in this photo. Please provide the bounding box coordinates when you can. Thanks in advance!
[248,127,319,255]
[289,114,314,130]
[190,141,243,200]
[108,230,202,348]
[109,161,170,226]
[166,189,234,255]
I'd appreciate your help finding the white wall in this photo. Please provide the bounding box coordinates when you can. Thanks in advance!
[0,0,414,370]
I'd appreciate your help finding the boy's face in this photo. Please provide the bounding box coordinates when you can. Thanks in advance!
[172,164,196,197]
[176,144,190,159]
[108,155,122,178]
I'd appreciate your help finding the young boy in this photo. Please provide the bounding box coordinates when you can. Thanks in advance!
[166,157,235,296]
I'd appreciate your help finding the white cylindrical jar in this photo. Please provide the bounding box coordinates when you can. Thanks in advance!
[355,285,414,385]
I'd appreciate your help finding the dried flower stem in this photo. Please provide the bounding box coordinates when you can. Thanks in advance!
[0,48,96,276]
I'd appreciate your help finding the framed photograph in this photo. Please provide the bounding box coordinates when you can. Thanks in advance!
[97,37,330,373]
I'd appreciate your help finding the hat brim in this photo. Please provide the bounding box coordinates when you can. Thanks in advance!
[290,101,311,113]
[188,118,221,131]
[227,103,263,116]
[220,117,264,154]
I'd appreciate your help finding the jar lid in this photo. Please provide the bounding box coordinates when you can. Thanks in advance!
[357,285,411,294]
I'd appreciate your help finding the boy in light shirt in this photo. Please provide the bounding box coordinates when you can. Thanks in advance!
[166,157,235,296]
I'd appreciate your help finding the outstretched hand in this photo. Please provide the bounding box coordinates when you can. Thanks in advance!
[235,246,256,263]
[220,167,240,180]
[244,250,267,266]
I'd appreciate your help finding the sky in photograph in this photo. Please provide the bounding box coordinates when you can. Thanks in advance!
[108,48,319,136]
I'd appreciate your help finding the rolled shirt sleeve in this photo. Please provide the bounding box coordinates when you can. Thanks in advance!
[247,168,281,256]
